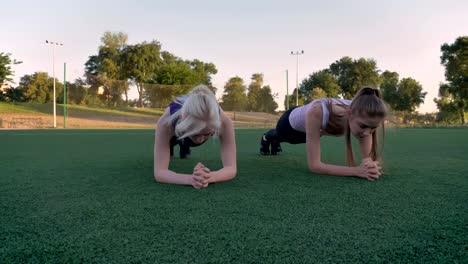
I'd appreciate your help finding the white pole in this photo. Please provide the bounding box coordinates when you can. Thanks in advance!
[53,44,56,128]
[286,70,289,110]
[290,50,304,107]
[295,54,299,106]
[46,40,63,128]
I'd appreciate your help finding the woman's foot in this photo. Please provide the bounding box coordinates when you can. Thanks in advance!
[259,135,270,155]
[270,141,282,155]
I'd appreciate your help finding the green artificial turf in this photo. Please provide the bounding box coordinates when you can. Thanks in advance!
[0,128,467,263]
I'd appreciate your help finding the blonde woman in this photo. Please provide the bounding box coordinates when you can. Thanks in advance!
[260,87,388,180]
[154,85,237,189]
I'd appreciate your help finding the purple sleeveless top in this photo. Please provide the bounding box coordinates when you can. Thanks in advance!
[168,96,187,127]
[168,95,222,128]
[169,96,187,115]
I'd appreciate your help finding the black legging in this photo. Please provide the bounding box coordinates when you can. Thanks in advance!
[264,107,306,144]
[169,136,209,157]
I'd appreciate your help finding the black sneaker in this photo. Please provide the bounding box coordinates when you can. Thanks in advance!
[260,135,270,155]
[271,141,282,155]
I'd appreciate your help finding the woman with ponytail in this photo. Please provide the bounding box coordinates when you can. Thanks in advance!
[154,85,237,189]
[260,87,388,181]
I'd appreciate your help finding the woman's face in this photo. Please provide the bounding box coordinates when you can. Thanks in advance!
[348,113,383,139]
[189,127,215,144]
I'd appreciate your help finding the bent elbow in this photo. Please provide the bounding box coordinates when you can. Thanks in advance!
[225,166,237,180]
[231,168,237,179]
[153,171,163,183]
[308,163,323,174]
[153,175,161,183]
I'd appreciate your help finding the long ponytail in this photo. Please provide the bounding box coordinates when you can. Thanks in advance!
[345,87,388,166]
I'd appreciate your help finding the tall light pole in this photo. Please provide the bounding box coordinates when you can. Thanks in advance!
[285,70,289,110]
[46,40,63,128]
[290,50,304,106]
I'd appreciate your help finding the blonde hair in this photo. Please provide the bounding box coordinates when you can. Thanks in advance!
[345,87,388,166]
[167,85,222,140]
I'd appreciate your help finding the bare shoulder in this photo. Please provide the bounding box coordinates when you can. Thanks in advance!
[306,101,323,123]
[157,107,171,124]
[156,107,173,134]
[220,110,233,128]
[330,103,348,116]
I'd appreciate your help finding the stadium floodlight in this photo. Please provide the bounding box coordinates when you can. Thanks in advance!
[290,50,304,106]
[46,40,64,128]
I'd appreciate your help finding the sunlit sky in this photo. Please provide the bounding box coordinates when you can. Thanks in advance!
[1,0,467,112]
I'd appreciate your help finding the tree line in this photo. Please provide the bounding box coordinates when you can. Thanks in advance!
[294,57,427,122]
[0,34,467,122]
[0,31,278,112]
[286,36,466,124]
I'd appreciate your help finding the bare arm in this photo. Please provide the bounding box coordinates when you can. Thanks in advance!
[305,104,359,177]
[359,134,372,160]
[207,111,237,183]
[153,108,193,185]
[305,105,381,180]
[359,134,383,178]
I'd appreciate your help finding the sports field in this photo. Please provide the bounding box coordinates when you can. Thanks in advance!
[1,128,467,263]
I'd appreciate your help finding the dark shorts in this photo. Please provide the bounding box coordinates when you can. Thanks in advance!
[276,107,307,144]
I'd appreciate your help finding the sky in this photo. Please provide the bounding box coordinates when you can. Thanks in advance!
[1,0,467,112]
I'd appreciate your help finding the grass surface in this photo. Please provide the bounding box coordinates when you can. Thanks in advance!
[1,128,467,263]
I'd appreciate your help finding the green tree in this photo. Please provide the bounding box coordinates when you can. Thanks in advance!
[394,78,427,112]
[145,53,217,107]
[18,72,63,103]
[308,87,327,101]
[160,51,177,64]
[84,55,100,75]
[84,31,129,105]
[285,88,305,109]
[258,85,278,113]
[299,70,340,103]
[188,59,218,93]
[329,57,381,98]
[3,87,25,102]
[380,71,427,114]
[380,70,400,110]
[437,36,468,124]
[68,78,88,105]
[0,52,21,83]
[154,60,199,85]
[83,74,104,103]
[434,86,460,124]
[121,40,163,107]
[247,73,263,111]
[221,77,247,111]
[98,32,127,78]
[152,55,217,87]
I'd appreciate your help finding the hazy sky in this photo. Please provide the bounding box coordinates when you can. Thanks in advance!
[1,0,467,112]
